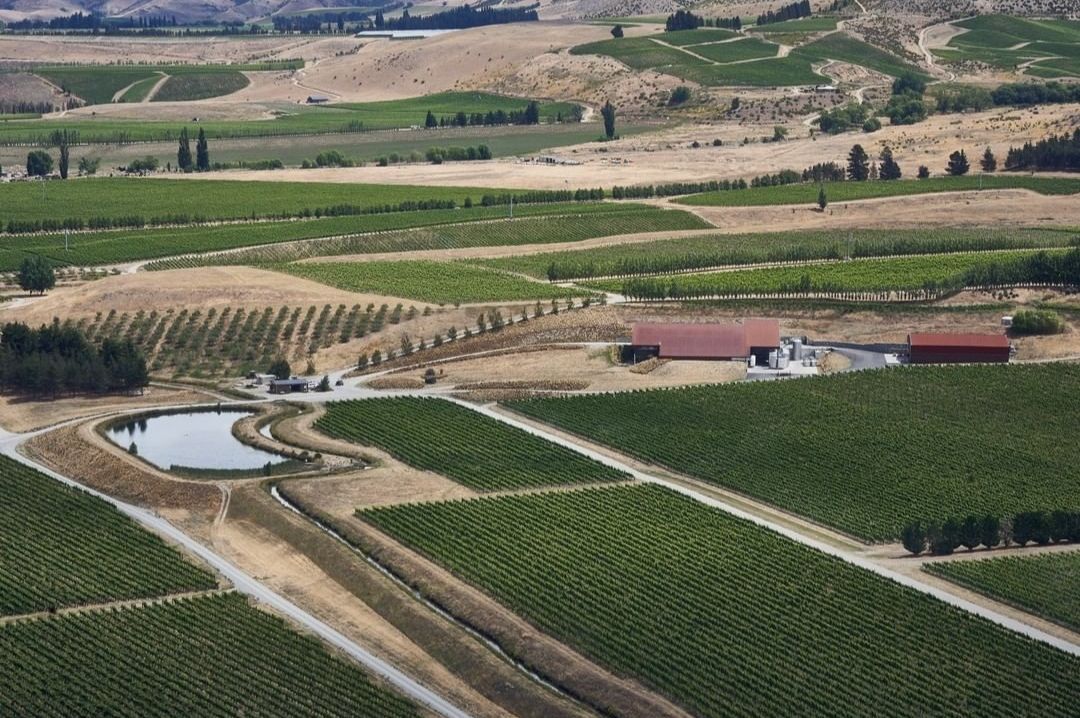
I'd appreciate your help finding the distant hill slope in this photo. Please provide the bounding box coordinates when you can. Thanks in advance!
[0,0,390,24]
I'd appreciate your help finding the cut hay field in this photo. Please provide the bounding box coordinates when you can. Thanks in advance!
[362,483,1080,718]
[317,398,626,491]
[677,176,1080,206]
[480,227,1076,281]
[504,364,1080,542]
[0,593,421,717]
[926,552,1080,633]
[0,455,215,616]
[280,260,587,304]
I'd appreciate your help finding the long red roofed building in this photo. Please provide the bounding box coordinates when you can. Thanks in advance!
[907,333,1011,364]
[630,320,780,362]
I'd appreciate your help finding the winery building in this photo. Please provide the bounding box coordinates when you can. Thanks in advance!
[629,320,781,363]
[907,333,1011,364]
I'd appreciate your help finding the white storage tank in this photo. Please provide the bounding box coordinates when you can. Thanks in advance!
[768,350,779,369]
[792,339,803,360]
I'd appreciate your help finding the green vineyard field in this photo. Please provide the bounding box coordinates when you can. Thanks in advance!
[926,552,1080,632]
[0,178,507,226]
[34,62,300,105]
[281,260,585,304]
[479,227,1076,280]
[590,248,1073,298]
[0,89,575,144]
[151,71,250,102]
[505,365,1080,541]
[316,398,626,491]
[0,455,215,616]
[362,484,1080,717]
[0,593,420,717]
[678,176,1080,206]
[1,202,689,271]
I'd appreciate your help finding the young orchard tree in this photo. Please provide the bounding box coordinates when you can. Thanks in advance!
[946,149,970,176]
[878,146,902,180]
[78,156,100,176]
[177,127,193,172]
[846,144,870,181]
[18,255,56,295]
[601,101,616,140]
[980,147,997,172]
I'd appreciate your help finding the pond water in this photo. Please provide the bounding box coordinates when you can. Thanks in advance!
[107,410,286,471]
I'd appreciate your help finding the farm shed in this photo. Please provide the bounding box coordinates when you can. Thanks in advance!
[629,320,780,362]
[269,378,310,394]
[907,333,1011,364]
[306,95,330,104]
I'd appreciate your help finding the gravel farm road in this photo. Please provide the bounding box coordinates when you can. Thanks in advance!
[0,428,474,718]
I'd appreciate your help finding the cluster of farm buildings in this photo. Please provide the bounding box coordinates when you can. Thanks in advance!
[627,320,1013,365]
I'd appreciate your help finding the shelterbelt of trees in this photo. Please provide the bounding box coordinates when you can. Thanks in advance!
[0,321,148,397]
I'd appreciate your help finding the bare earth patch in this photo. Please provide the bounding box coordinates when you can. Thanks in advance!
[412,345,747,392]
[4,266,424,325]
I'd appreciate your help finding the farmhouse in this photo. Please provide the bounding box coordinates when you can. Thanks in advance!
[269,378,310,394]
[629,320,780,363]
[907,333,1011,364]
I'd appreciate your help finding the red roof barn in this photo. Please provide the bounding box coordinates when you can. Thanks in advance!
[630,320,780,361]
[907,333,1011,364]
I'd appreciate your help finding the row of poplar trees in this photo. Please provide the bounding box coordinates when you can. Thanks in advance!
[176,127,211,172]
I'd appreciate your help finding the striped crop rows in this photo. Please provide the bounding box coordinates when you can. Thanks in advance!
[478,227,1078,281]
[70,302,417,378]
[598,248,1078,300]
[362,484,1080,717]
[505,365,1080,541]
[0,455,215,616]
[281,260,586,304]
[316,398,627,491]
[0,593,420,717]
[144,206,709,272]
[926,551,1080,632]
